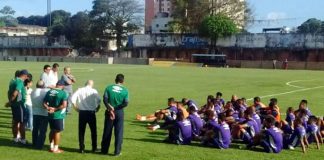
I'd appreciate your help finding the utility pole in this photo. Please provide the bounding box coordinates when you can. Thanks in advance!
[47,0,52,56]
[47,0,52,27]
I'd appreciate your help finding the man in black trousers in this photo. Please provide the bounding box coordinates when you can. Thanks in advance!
[101,74,129,156]
[71,80,101,153]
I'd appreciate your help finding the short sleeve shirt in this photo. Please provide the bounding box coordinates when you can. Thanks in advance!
[104,84,129,108]
[44,88,68,119]
[8,78,26,105]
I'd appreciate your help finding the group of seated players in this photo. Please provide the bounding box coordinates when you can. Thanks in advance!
[136,92,324,153]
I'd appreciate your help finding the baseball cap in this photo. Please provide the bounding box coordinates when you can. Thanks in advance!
[56,80,65,86]
[20,69,29,75]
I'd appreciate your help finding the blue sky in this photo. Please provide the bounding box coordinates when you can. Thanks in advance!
[1,0,324,33]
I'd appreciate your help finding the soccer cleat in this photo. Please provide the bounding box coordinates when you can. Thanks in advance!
[288,145,295,150]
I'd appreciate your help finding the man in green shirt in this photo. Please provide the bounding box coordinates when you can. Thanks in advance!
[101,74,129,156]
[43,80,68,153]
[7,70,29,144]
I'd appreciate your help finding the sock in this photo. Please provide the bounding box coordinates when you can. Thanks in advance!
[54,145,59,151]
[50,142,54,149]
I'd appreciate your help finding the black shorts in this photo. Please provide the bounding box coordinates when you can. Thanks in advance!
[49,119,64,132]
[11,103,25,123]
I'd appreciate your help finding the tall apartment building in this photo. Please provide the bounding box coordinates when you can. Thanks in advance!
[145,0,246,33]
[145,0,172,33]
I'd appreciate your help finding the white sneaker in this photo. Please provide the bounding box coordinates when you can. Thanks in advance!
[288,145,294,150]
[152,125,160,131]
[19,139,27,145]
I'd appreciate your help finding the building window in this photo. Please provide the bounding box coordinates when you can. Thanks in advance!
[165,24,168,27]
[156,24,159,28]
[167,8,170,11]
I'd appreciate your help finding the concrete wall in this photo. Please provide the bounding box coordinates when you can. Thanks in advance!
[130,33,324,49]
[226,60,324,70]
[0,56,149,65]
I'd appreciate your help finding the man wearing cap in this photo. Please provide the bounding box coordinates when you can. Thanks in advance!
[101,74,129,156]
[7,69,29,144]
[71,80,101,153]
[31,80,50,149]
[43,80,68,153]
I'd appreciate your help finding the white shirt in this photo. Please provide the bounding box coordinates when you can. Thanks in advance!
[40,72,56,88]
[31,88,50,116]
[25,87,33,106]
[71,86,101,111]
[51,70,58,84]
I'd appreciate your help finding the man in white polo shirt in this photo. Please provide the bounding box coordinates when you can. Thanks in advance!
[31,80,50,149]
[71,80,101,153]
[40,64,56,88]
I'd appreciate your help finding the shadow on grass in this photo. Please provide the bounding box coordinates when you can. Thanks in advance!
[125,137,165,144]
[128,120,151,127]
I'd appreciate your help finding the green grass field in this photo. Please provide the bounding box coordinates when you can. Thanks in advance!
[0,61,324,160]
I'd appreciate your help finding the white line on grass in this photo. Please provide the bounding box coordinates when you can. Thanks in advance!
[247,79,324,101]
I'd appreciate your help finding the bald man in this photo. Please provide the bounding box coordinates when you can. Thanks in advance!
[71,80,101,153]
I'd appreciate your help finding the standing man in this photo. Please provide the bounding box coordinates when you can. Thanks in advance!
[71,80,101,153]
[61,66,76,113]
[31,80,50,149]
[51,63,60,84]
[43,80,68,153]
[7,70,29,144]
[101,74,129,156]
[40,64,56,89]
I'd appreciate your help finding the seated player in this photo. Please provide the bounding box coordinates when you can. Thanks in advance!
[182,98,199,111]
[199,95,215,115]
[202,113,231,149]
[248,106,262,130]
[306,116,321,149]
[166,111,192,145]
[187,105,203,140]
[232,109,260,143]
[284,118,308,153]
[213,98,223,116]
[249,115,283,153]
[260,98,280,122]
[281,107,295,137]
[249,96,267,115]
[136,97,177,121]
[224,108,236,127]
[319,117,324,141]
[294,100,312,120]
[214,92,225,107]
[201,110,218,138]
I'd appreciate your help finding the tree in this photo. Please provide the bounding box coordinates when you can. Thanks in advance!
[17,15,47,26]
[90,0,143,52]
[199,14,238,53]
[46,10,71,37]
[297,18,322,34]
[170,0,252,33]
[0,6,18,27]
[65,11,95,49]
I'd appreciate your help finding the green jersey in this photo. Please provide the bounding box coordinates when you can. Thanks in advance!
[8,78,26,106]
[44,88,68,119]
[104,84,129,108]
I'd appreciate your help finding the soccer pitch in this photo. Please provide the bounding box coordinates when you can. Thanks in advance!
[0,61,324,160]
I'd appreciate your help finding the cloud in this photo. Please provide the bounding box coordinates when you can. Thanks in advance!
[266,12,287,20]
